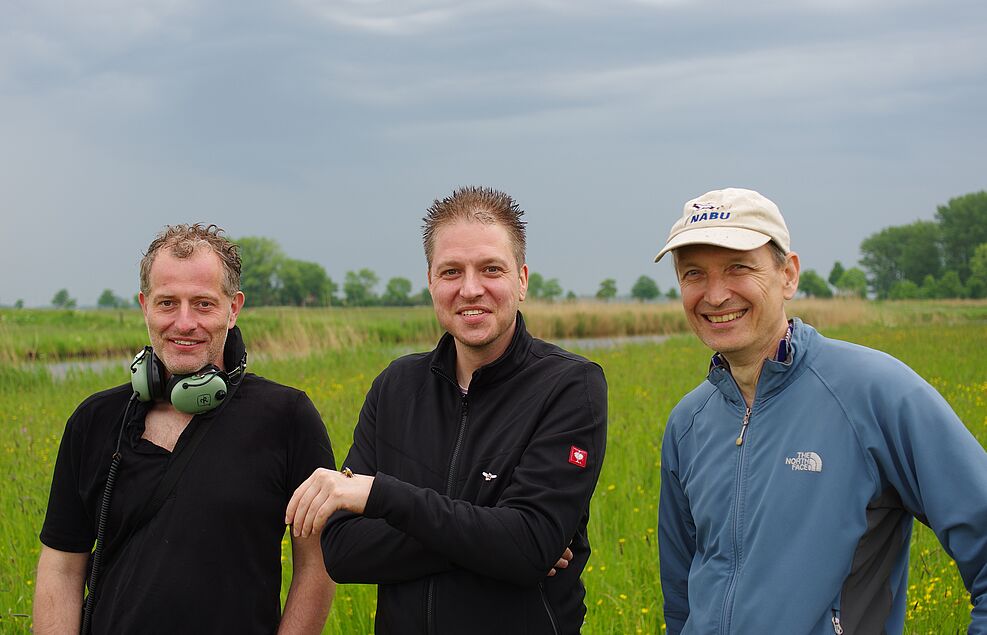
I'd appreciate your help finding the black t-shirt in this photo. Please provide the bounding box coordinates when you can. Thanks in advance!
[40,375,335,634]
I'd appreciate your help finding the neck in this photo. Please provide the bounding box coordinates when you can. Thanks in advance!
[725,361,761,408]
[454,321,517,390]
[721,319,790,407]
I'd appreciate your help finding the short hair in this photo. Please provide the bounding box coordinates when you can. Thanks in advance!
[422,186,527,268]
[140,224,241,298]
[766,240,788,268]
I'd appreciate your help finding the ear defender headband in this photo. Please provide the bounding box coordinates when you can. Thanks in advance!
[130,347,241,415]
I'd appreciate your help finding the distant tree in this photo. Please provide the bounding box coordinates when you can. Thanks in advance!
[527,272,545,300]
[630,275,660,302]
[799,270,833,298]
[238,236,285,306]
[966,277,986,300]
[97,289,127,309]
[860,221,941,298]
[936,270,967,298]
[14,299,24,309]
[827,262,845,287]
[665,287,679,300]
[889,280,921,300]
[382,277,413,306]
[919,274,938,299]
[417,288,433,306]
[966,243,987,298]
[596,279,617,301]
[52,288,76,309]
[936,191,987,282]
[279,259,336,306]
[344,268,379,306]
[836,268,868,299]
[565,290,578,302]
[541,278,563,302]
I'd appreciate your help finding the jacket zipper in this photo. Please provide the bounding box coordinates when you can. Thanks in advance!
[735,407,752,446]
[719,405,752,633]
[831,609,844,634]
[831,594,844,634]
[445,396,470,494]
[426,395,470,634]
[539,582,560,635]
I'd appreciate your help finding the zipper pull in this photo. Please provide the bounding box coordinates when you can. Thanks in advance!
[831,610,844,634]
[735,407,752,446]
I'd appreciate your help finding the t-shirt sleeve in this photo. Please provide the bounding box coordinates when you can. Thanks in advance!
[39,407,95,553]
[285,391,335,492]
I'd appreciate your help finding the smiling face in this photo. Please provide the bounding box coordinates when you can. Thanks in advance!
[139,248,244,376]
[428,220,528,370]
[674,243,799,367]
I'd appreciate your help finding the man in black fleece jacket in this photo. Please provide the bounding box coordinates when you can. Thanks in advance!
[286,186,608,634]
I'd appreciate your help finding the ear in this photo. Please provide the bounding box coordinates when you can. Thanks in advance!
[138,292,149,317]
[227,291,245,329]
[426,267,433,288]
[783,252,801,300]
[518,263,529,302]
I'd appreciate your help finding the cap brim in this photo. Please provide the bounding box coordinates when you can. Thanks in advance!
[654,227,773,262]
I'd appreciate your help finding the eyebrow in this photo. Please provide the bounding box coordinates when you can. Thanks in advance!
[434,255,510,269]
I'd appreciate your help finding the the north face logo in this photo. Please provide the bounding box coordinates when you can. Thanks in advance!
[785,451,822,472]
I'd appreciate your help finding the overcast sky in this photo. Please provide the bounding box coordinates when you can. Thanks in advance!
[2,0,985,307]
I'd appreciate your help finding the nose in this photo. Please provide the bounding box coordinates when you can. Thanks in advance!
[704,273,731,307]
[459,269,484,299]
[174,302,197,332]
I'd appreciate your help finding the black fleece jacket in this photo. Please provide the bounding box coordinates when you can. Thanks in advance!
[323,313,607,634]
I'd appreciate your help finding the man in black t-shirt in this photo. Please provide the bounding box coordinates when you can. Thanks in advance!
[34,224,336,634]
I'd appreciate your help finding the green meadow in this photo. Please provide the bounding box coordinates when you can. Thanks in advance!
[1,301,985,633]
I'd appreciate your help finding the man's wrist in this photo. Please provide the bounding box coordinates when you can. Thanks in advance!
[342,474,374,514]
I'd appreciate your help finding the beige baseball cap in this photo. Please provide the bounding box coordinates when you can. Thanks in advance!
[654,188,791,262]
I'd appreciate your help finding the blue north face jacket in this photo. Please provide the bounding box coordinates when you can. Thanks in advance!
[658,319,987,634]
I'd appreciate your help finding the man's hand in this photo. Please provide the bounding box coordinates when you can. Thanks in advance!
[285,468,374,538]
[547,547,573,577]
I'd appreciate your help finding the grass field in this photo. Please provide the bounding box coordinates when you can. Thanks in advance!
[1,302,984,633]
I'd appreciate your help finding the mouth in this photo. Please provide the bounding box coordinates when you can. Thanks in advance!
[705,309,747,324]
[459,309,487,317]
[170,338,204,348]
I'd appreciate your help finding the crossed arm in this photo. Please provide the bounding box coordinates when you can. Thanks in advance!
[284,470,574,579]
[285,363,606,586]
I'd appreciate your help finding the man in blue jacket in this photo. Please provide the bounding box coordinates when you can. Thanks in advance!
[654,188,987,634]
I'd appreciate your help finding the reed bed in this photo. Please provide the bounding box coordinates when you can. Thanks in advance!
[2,299,985,364]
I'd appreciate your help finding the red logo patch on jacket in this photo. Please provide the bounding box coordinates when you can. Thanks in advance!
[568,446,588,468]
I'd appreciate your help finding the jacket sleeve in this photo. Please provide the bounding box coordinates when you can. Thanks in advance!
[360,362,607,587]
[322,374,455,584]
[658,414,694,635]
[863,370,987,633]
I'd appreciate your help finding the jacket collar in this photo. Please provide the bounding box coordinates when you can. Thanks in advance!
[223,325,248,380]
[707,317,818,405]
[431,311,533,391]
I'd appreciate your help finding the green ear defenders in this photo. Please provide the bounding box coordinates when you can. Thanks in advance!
[130,347,231,415]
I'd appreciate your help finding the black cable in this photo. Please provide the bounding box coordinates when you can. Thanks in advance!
[81,393,136,635]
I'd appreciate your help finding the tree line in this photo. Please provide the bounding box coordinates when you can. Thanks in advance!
[801,191,987,299]
[39,236,591,309]
[30,192,987,308]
